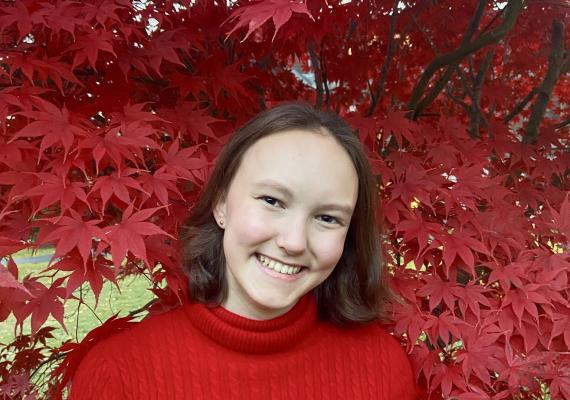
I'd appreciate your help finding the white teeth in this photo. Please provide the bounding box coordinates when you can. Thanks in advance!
[257,254,302,275]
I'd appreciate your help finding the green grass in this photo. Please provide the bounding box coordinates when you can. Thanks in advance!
[0,248,155,346]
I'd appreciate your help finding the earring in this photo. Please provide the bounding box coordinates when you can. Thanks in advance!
[218,219,225,228]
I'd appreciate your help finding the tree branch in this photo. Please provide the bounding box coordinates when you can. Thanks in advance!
[408,0,488,118]
[524,19,565,143]
[407,0,523,118]
[468,49,495,137]
[445,90,471,113]
[308,40,324,109]
[321,45,331,108]
[554,117,570,130]
[367,0,398,116]
[504,87,538,122]
[411,13,439,55]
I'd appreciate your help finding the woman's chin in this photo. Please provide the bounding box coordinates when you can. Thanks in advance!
[243,291,299,320]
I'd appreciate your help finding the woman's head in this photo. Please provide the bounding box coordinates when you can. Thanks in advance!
[182,102,392,324]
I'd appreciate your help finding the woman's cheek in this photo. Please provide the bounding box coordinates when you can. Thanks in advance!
[316,232,348,270]
[229,202,274,245]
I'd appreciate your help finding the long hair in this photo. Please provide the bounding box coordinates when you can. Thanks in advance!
[180,102,395,325]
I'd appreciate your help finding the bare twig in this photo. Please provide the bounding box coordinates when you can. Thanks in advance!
[445,90,471,113]
[308,40,324,109]
[469,49,495,137]
[412,13,439,55]
[321,45,330,108]
[554,117,570,130]
[478,3,506,36]
[524,19,566,143]
[504,87,539,122]
[128,299,157,316]
[367,0,399,116]
[415,64,457,116]
[342,19,358,51]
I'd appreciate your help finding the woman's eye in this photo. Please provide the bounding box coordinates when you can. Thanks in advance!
[317,215,340,225]
[260,196,281,207]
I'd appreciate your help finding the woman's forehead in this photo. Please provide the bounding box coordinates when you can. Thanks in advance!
[233,129,359,204]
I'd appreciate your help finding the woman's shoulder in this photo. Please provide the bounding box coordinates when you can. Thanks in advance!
[96,304,190,348]
[310,320,416,397]
[69,304,193,398]
[74,303,193,371]
[317,320,413,368]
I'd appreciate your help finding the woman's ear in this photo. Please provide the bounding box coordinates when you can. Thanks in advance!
[213,195,227,229]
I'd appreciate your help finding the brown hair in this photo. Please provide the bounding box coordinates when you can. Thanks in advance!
[181,102,394,325]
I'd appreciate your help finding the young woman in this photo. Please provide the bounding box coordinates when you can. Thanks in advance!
[70,102,416,399]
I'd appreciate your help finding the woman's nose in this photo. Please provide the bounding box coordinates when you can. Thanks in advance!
[275,216,308,255]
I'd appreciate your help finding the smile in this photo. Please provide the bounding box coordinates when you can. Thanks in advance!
[256,254,304,275]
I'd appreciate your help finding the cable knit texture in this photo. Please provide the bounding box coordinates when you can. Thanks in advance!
[69,295,416,399]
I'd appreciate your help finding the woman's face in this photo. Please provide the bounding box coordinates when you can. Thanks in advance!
[214,129,358,320]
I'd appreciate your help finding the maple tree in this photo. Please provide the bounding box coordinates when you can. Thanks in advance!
[0,0,568,398]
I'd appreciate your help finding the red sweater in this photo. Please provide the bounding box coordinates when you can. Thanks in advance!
[70,295,416,399]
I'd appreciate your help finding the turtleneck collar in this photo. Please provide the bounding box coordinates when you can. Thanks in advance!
[184,294,317,354]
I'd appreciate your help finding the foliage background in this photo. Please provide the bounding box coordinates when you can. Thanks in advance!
[0,0,568,398]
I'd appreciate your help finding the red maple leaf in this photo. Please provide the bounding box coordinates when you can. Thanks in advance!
[113,102,164,129]
[139,169,184,208]
[456,334,505,386]
[6,54,82,93]
[390,166,438,206]
[548,364,570,400]
[424,311,464,344]
[429,363,468,396]
[498,343,548,390]
[225,0,314,41]
[450,282,491,320]
[393,304,428,346]
[42,209,105,266]
[0,260,32,322]
[11,100,88,160]
[377,111,420,147]
[82,0,130,27]
[88,168,148,211]
[435,232,489,277]
[0,237,28,258]
[160,102,220,142]
[417,274,458,313]
[486,260,527,291]
[550,307,570,349]
[160,140,208,182]
[66,29,117,69]
[194,55,253,105]
[103,204,173,268]
[0,136,36,170]
[19,173,90,215]
[501,287,551,326]
[396,215,442,255]
[48,251,116,305]
[548,192,570,240]
[0,2,42,40]
[79,123,158,173]
[17,276,67,334]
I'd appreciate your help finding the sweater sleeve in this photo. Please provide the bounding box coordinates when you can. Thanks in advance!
[68,340,127,400]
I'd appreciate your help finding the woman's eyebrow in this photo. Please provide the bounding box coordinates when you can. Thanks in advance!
[254,179,294,197]
[255,179,353,216]
[318,203,354,217]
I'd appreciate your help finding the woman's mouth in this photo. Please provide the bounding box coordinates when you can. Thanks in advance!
[255,253,306,276]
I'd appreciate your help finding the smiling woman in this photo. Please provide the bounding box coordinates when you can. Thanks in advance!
[215,129,359,320]
[69,103,417,399]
